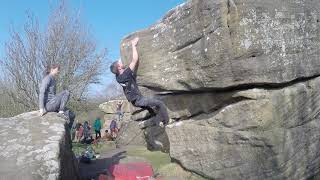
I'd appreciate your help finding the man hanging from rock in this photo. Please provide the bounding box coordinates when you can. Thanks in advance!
[110,37,169,128]
[39,64,75,128]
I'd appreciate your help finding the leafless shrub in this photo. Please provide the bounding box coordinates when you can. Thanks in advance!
[0,1,107,112]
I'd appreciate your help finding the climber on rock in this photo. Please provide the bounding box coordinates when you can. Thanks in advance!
[116,100,124,121]
[38,64,75,127]
[110,37,169,128]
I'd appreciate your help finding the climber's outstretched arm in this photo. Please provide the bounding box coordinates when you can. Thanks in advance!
[129,37,139,71]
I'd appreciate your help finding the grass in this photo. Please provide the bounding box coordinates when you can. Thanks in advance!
[72,143,207,179]
[126,146,171,172]
[72,141,116,157]
[158,163,207,180]
[72,142,87,156]
[125,146,207,180]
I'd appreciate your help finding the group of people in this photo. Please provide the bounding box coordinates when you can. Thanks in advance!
[38,36,169,140]
[71,120,96,144]
[98,119,119,142]
[70,117,119,144]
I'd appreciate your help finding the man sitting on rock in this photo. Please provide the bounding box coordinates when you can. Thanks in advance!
[39,64,75,127]
[110,37,169,128]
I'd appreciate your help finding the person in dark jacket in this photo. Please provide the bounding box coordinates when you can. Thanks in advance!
[83,121,91,140]
[94,117,102,139]
[110,37,169,128]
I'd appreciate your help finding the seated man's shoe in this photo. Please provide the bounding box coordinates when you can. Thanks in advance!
[57,112,69,122]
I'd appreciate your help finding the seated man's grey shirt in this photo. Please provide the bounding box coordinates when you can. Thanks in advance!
[39,74,56,109]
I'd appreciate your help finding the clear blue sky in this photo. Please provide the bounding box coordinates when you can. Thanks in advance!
[0,0,184,95]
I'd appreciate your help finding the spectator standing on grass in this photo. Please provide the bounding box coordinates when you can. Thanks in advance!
[110,119,118,139]
[82,121,91,142]
[94,117,102,139]
[76,123,84,142]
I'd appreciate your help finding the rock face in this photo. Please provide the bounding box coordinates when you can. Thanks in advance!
[167,78,320,179]
[0,112,79,180]
[100,100,171,151]
[121,0,320,92]
[99,100,132,114]
[116,0,320,179]
[115,120,146,147]
[99,100,136,143]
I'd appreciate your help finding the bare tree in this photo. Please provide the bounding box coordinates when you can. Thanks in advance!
[0,78,26,117]
[1,1,107,111]
[89,79,124,104]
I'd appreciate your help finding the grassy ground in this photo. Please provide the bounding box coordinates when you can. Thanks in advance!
[157,163,206,180]
[72,141,116,157]
[72,142,207,179]
[72,142,87,156]
[126,146,171,172]
[126,146,206,180]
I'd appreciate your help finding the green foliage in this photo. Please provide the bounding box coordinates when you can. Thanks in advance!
[126,147,171,172]
[0,89,29,117]
[126,146,207,179]
[72,141,116,157]
[68,100,105,123]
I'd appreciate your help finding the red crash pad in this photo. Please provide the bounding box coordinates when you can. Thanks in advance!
[109,162,154,180]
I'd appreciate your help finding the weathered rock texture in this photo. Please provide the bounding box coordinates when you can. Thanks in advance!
[121,0,320,91]
[99,100,134,142]
[116,0,320,179]
[99,100,132,114]
[100,100,171,151]
[115,120,146,147]
[0,112,79,180]
[167,78,320,179]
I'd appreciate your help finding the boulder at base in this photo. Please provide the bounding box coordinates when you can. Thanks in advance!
[0,111,79,180]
